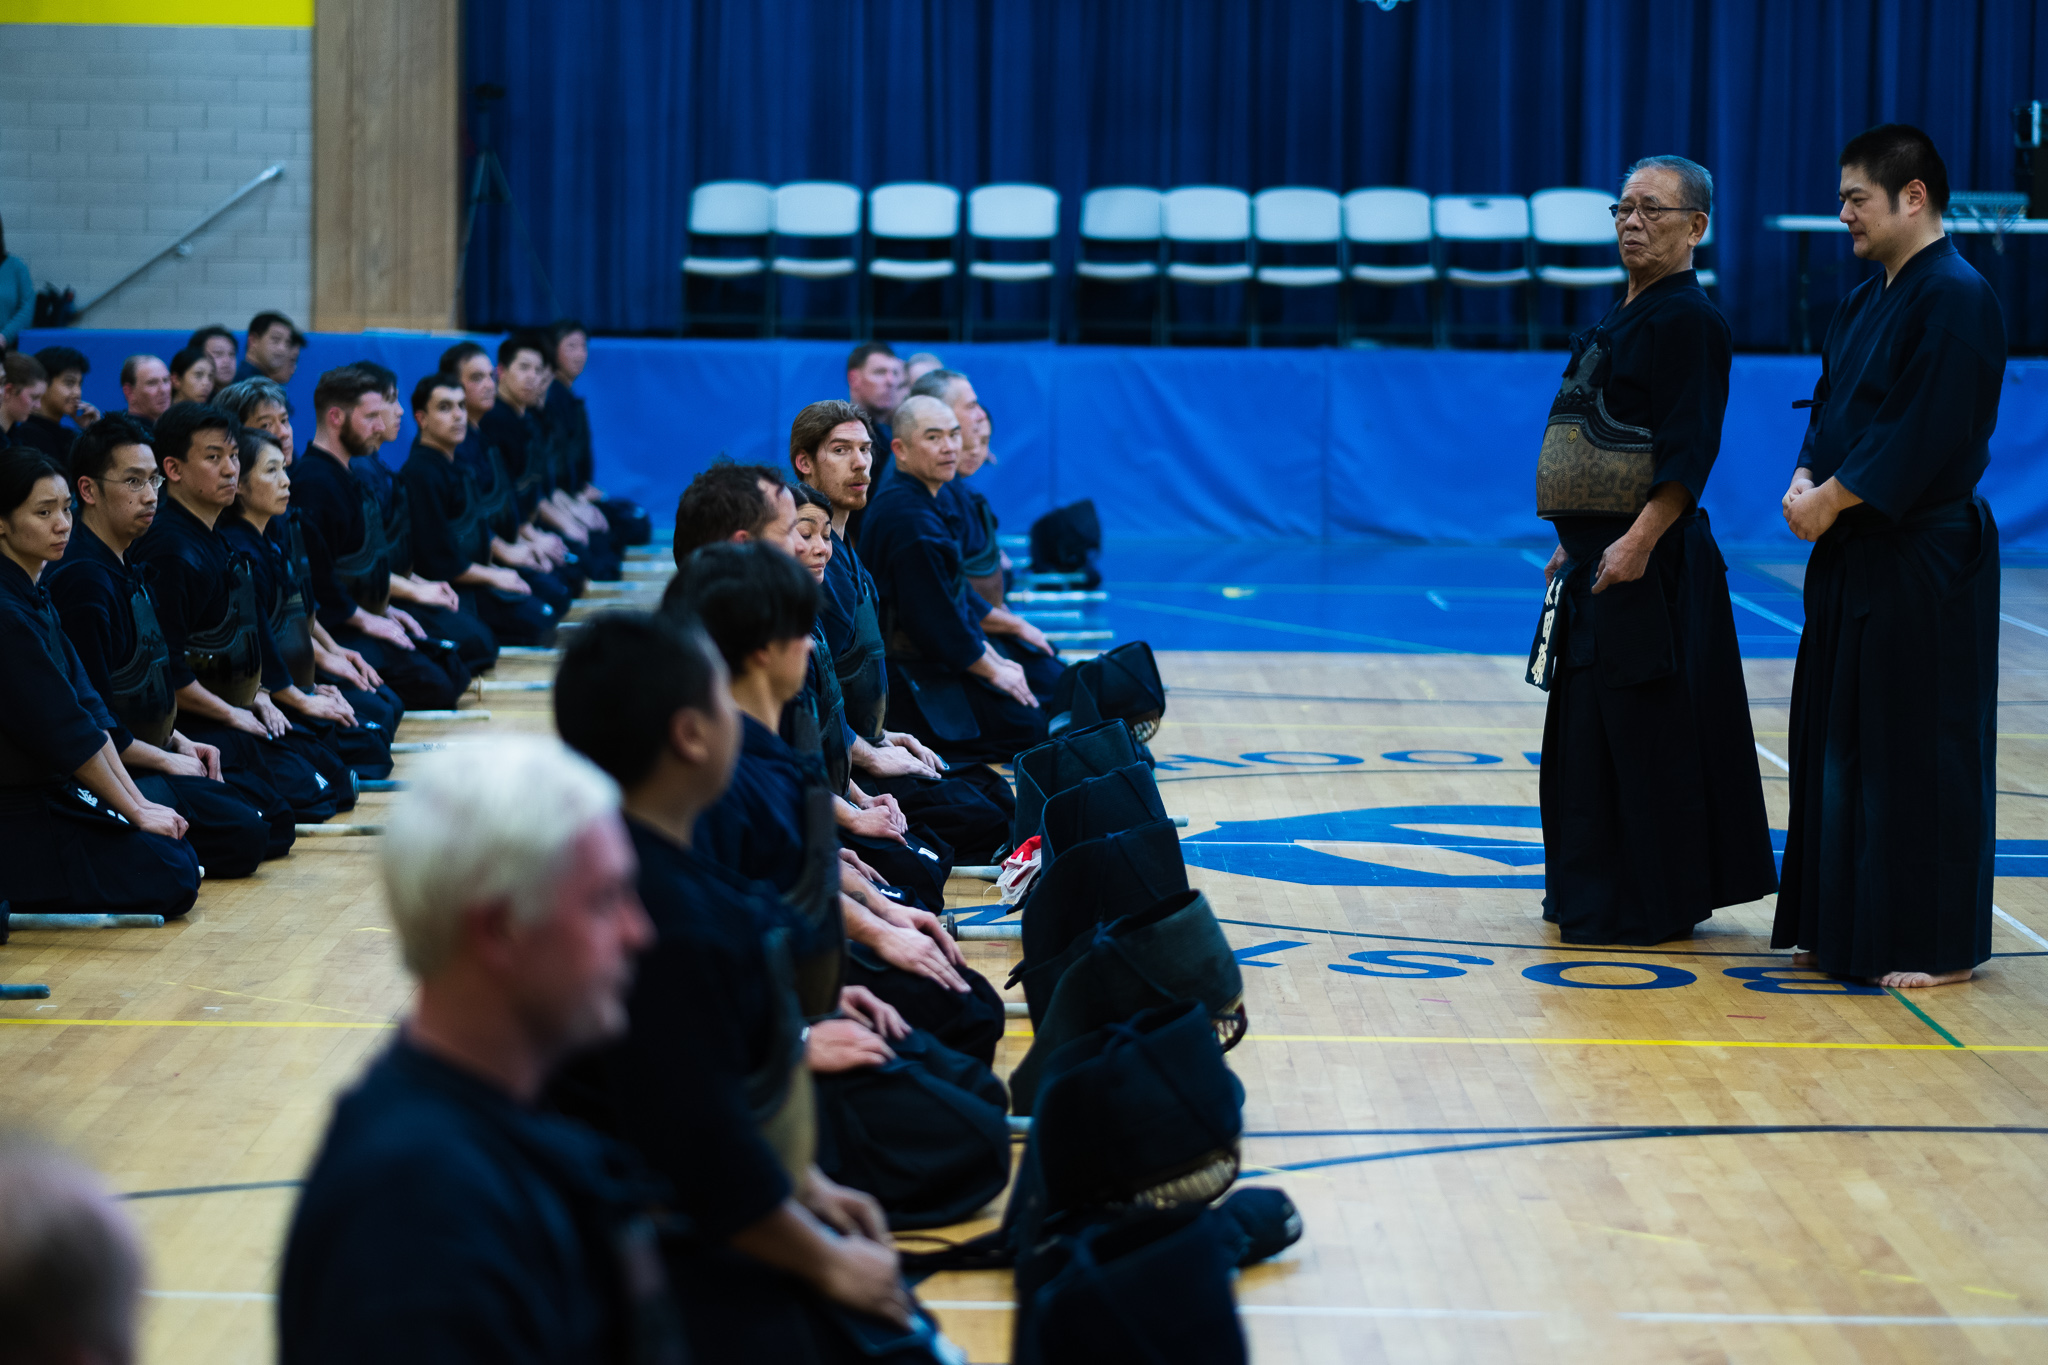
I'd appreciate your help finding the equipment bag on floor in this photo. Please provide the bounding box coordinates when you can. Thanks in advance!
[1011,720,1144,849]
[1015,819,1189,1015]
[1029,500,1102,588]
[1050,642,1165,742]
[1013,1202,1247,1365]
[1008,891,1246,1115]
[1039,763,1166,861]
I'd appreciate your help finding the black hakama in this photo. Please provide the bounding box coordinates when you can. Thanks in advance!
[1536,269,1777,945]
[1772,237,2007,977]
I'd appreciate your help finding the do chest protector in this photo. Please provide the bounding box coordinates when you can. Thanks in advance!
[1535,340,1655,520]
[109,571,179,748]
[185,555,265,708]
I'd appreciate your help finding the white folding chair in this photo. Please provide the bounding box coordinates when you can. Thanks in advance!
[1252,187,1343,345]
[1074,187,1165,343]
[679,181,773,336]
[1432,194,1534,347]
[1531,188,1625,343]
[1162,186,1252,345]
[770,181,863,337]
[1343,187,1437,342]
[965,183,1060,340]
[866,182,961,339]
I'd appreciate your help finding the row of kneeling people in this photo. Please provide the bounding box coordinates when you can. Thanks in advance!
[0,340,649,918]
[273,396,1295,1361]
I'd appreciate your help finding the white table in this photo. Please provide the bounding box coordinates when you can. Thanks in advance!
[1763,214,2048,351]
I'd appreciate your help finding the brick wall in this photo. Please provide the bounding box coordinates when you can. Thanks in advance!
[0,23,312,332]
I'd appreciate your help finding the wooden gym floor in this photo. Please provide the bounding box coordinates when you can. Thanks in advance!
[9,561,2048,1364]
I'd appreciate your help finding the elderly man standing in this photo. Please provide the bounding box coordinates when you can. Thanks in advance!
[1775,126,2006,989]
[279,737,682,1365]
[1530,154,1776,947]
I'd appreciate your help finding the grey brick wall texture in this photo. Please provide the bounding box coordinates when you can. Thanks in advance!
[0,24,312,332]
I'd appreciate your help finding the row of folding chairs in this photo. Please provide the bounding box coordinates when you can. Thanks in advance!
[679,181,1719,347]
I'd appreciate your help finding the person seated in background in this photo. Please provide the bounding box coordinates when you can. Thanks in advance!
[129,401,353,827]
[403,372,559,647]
[902,352,943,386]
[263,368,475,711]
[552,611,915,1364]
[112,354,172,438]
[48,415,281,871]
[440,340,577,614]
[860,394,1054,764]
[0,1131,148,1365]
[219,425,394,780]
[13,347,100,461]
[667,541,1004,1064]
[845,341,905,483]
[278,738,685,1365]
[1,350,46,441]
[234,311,304,384]
[789,400,1016,859]
[187,324,240,389]
[544,318,652,549]
[169,344,216,405]
[668,462,961,906]
[911,370,1052,670]
[0,446,200,919]
[484,331,620,582]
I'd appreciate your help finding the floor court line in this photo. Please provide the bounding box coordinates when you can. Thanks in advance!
[923,1300,2048,1327]
[1116,598,1439,652]
[1211,916,2044,962]
[1266,1125,2048,1174]
[1729,593,1806,634]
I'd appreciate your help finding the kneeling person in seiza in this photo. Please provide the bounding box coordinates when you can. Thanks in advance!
[278,739,684,1365]
[47,416,274,874]
[553,612,933,1365]
[1531,155,1776,947]
[0,447,200,917]
[859,394,1050,765]
[128,403,351,825]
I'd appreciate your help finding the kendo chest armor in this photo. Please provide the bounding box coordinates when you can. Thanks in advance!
[267,519,317,691]
[109,570,179,748]
[1535,340,1655,520]
[185,554,265,708]
[331,481,393,616]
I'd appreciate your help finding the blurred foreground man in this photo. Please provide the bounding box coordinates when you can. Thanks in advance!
[279,737,682,1364]
[0,1132,145,1365]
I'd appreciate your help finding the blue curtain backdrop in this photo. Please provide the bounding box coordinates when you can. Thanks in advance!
[463,0,2048,350]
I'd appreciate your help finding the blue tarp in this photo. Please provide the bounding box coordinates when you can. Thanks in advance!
[21,329,2048,551]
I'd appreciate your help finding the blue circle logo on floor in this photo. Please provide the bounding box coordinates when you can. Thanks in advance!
[1180,804,1547,888]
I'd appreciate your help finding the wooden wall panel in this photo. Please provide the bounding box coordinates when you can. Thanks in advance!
[312,0,458,332]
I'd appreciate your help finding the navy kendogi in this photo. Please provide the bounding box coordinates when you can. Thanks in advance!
[402,436,560,647]
[1774,236,2006,978]
[346,448,499,676]
[0,554,200,917]
[542,374,651,547]
[263,507,407,735]
[289,440,474,711]
[129,493,349,824]
[1536,268,1778,946]
[819,529,1013,861]
[279,1039,681,1365]
[47,521,279,872]
[859,475,1049,764]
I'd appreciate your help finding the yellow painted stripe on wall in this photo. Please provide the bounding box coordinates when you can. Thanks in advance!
[0,1,311,26]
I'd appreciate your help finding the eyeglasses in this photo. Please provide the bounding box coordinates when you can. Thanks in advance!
[1608,203,1707,223]
[98,474,165,493]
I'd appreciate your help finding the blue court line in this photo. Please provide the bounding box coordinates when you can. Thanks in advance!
[1157,766,1533,785]
[1262,1124,2048,1174]
[1728,592,1805,635]
[1115,598,1440,653]
[1213,917,2048,963]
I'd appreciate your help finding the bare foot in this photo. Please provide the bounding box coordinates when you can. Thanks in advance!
[1874,968,1974,989]
[1791,951,1818,968]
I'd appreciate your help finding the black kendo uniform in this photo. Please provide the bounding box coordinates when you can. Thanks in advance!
[548,820,874,1365]
[262,507,406,736]
[221,510,393,779]
[402,437,560,647]
[129,494,351,824]
[290,441,474,711]
[1774,237,2006,979]
[47,522,277,872]
[542,374,651,547]
[485,396,621,582]
[449,427,572,618]
[278,1039,684,1365]
[475,405,602,595]
[941,476,1063,702]
[698,713,1005,1065]
[10,413,78,462]
[1535,268,1777,946]
[346,448,499,675]
[820,529,1013,862]
[0,556,200,917]
[860,474,1051,765]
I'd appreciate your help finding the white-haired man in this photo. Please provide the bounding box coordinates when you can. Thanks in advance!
[278,738,681,1365]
